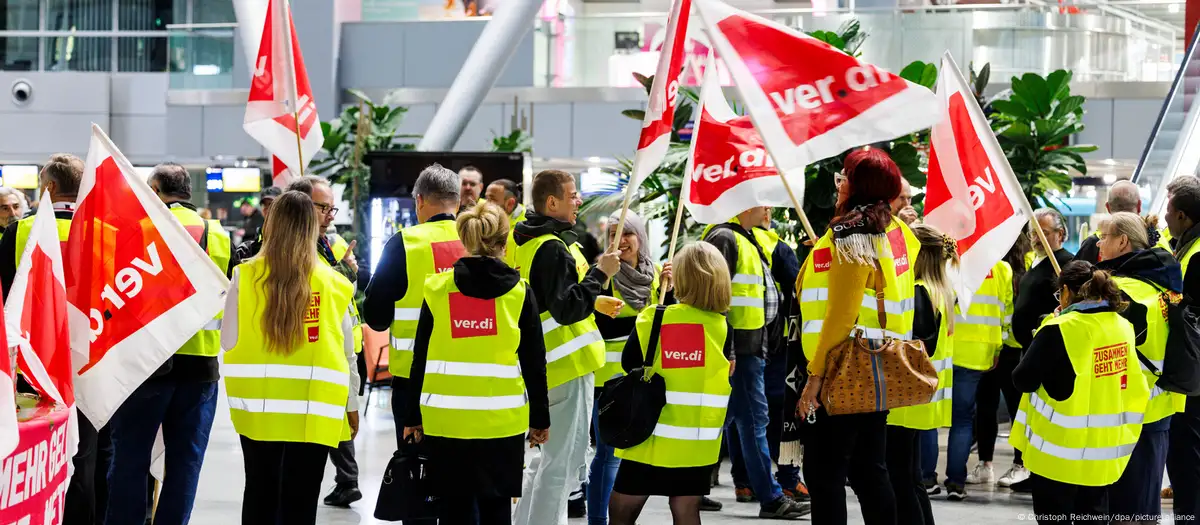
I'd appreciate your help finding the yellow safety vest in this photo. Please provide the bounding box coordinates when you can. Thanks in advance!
[390,221,465,378]
[13,215,70,267]
[1009,310,1150,486]
[504,205,528,268]
[167,204,231,357]
[888,281,954,430]
[799,219,920,362]
[615,304,731,468]
[597,264,661,386]
[1179,239,1200,278]
[753,227,779,266]
[702,220,766,330]
[419,270,529,439]
[321,233,363,354]
[223,259,355,448]
[515,234,605,388]
[1112,275,1186,423]
[954,261,1010,370]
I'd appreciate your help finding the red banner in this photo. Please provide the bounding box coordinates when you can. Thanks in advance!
[0,403,71,525]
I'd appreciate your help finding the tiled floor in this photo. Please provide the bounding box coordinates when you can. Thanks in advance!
[186,388,1180,524]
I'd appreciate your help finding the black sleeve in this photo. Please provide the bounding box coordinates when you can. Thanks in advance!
[621,326,644,373]
[1012,324,1076,401]
[725,320,735,360]
[404,302,434,426]
[772,242,801,301]
[0,222,18,301]
[1013,268,1052,350]
[704,229,740,278]
[1118,291,1148,347]
[912,286,940,357]
[362,234,409,332]
[1074,235,1100,265]
[517,290,550,430]
[594,282,638,339]
[1185,253,1200,303]
[528,241,605,325]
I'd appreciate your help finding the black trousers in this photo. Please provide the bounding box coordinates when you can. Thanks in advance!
[64,413,98,525]
[239,436,331,525]
[1168,405,1200,521]
[802,409,896,525]
[976,348,1023,465]
[885,426,933,525]
[1030,473,1109,524]
[440,496,511,525]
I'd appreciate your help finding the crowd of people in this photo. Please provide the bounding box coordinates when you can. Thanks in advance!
[6,147,1200,525]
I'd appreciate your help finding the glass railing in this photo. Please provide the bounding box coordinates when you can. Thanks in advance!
[166,23,237,90]
[1135,16,1200,215]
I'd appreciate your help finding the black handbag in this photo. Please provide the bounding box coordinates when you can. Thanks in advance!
[374,437,439,522]
[597,305,668,449]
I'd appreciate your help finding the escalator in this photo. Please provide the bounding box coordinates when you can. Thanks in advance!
[1133,23,1200,215]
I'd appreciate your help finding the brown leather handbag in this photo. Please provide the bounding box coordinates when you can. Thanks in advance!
[819,261,938,416]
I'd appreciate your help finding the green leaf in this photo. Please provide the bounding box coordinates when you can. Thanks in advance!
[899,61,929,84]
[1051,95,1085,120]
[633,73,654,95]
[974,63,991,97]
[990,99,1035,121]
[1054,144,1099,154]
[1045,69,1073,103]
[1012,73,1051,117]
[622,109,646,121]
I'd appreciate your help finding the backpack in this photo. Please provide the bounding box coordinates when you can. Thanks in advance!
[1130,276,1200,395]
[597,305,667,449]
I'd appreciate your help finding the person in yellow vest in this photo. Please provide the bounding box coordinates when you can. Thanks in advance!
[0,186,26,236]
[971,232,1032,489]
[220,191,360,525]
[1094,212,1184,522]
[1010,261,1149,523]
[402,201,550,525]
[1162,174,1200,519]
[886,224,957,525]
[511,169,621,525]
[607,241,733,525]
[484,178,527,267]
[103,163,231,525]
[797,148,919,524]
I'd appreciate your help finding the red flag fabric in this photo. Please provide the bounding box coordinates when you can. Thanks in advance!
[64,125,229,427]
[0,231,14,457]
[694,0,940,190]
[629,0,692,187]
[683,54,805,223]
[242,0,322,188]
[925,53,1030,311]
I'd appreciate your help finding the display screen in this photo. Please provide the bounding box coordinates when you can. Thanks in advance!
[2,165,39,189]
[221,168,263,192]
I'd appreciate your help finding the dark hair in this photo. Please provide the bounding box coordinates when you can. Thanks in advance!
[1167,175,1200,198]
[460,165,482,177]
[286,175,331,197]
[490,178,521,202]
[1056,260,1127,311]
[1170,182,1200,224]
[832,149,901,231]
[149,162,191,200]
[1003,231,1031,296]
[40,153,83,197]
[260,186,283,200]
[531,170,574,214]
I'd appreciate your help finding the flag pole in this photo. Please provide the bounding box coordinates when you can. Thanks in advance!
[294,109,305,177]
[1030,216,1062,275]
[775,167,818,243]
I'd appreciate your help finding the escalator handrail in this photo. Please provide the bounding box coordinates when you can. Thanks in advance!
[1132,20,1200,185]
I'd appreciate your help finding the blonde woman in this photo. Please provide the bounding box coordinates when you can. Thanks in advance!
[219,191,360,525]
[608,242,734,525]
[404,202,550,525]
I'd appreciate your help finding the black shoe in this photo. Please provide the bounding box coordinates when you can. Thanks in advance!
[568,495,586,518]
[758,496,810,520]
[700,496,723,511]
[323,484,362,507]
[922,476,941,496]
[945,481,967,501]
[1009,477,1034,494]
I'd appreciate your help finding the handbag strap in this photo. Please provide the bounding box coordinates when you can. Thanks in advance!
[643,305,669,371]
[870,260,888,330]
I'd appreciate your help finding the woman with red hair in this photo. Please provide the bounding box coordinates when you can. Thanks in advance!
[795,148,920,525]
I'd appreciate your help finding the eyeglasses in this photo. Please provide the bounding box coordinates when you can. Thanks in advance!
[1053,290,1062,302]
[314,203,339,216]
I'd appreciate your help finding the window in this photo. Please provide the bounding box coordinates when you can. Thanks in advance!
[0,36,37,71]
[1,0,40,31]
[119,0,183,30]
[118,36,167,72]
[193,0,236,24]
[46,0,114,31]
[44,36,110,71]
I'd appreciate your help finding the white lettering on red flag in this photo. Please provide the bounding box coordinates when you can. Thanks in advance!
[64,124,229,428]
[629,0,692,188]
[924,53,1029,311]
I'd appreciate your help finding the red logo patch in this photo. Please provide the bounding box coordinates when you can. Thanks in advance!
[1121,375,1128,390]
[660,324,706,369]
[449,292,497,338]
[813,248,832,273]
[304,292,321,342]
[431,240,467,274]
[887,228,909,276]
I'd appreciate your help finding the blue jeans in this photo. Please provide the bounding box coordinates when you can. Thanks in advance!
[726,355,783,506]
[106,380,218,525]
[587,393,619,525]
[946,366,984,485]
[919,429,938,483]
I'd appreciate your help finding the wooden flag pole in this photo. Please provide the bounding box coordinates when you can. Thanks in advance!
[605,183,638,288]
[1030,215,1062,275]
[661,183,689,305]
[293,109,305,177]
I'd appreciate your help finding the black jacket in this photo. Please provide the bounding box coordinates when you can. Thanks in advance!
[1099,247,1184,347]
[912,286,940,358]
[406,256,550,430]
[1012,248,1075,349]
[362,214,456,332]
[703,223,780,357]
[0,207,72,301]
[1013,302,1123,401]
[1075,233,1100,265]
[513,213,608,327]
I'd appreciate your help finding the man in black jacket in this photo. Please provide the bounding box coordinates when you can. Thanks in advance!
[1164,175,1200,518]
[1012,208,1075,350]
[1075,180,1141,264]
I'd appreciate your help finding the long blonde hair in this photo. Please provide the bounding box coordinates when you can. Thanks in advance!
[256,191,320,355]
[674,242,732,313]
[911,224,959,330]
[458,201,510,258]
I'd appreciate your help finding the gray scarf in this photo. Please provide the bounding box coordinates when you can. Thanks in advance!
[613,253,656,311]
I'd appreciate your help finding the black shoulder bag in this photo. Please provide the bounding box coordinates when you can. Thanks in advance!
[597,305,668,449]
[1129,276,1200,395]
[374,436,439,521]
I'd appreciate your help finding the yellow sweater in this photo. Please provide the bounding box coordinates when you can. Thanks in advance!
[806,255,874,376]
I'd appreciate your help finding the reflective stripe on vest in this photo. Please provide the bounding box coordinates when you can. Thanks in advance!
[888,281,955,430]
[389,221,465,378]
[953,261,1009,370]
[1008,310,1150,486]
[596,264,661,385]
[224,259,354,448]
[516,234,605,388]
[615,304,731,468]
[418,271,528,439]
[799,219,919,363]
[1112,275,1185,423]
[169,206,230,358]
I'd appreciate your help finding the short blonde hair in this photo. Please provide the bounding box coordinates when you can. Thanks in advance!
[674,242,732,313]
[457,201,510,259]
[1099,211,1153,251]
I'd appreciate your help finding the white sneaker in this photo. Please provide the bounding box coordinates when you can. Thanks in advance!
[966,463,994,484]
[997,465,1030,487]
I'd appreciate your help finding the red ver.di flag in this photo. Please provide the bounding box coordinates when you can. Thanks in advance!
[240,0,323,186]
[629,0,692,187]
[0,403,71,524]
[695,0,940,190]
[64,124,229,428]
[924,52,1029,311]
[683,54,805,224]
